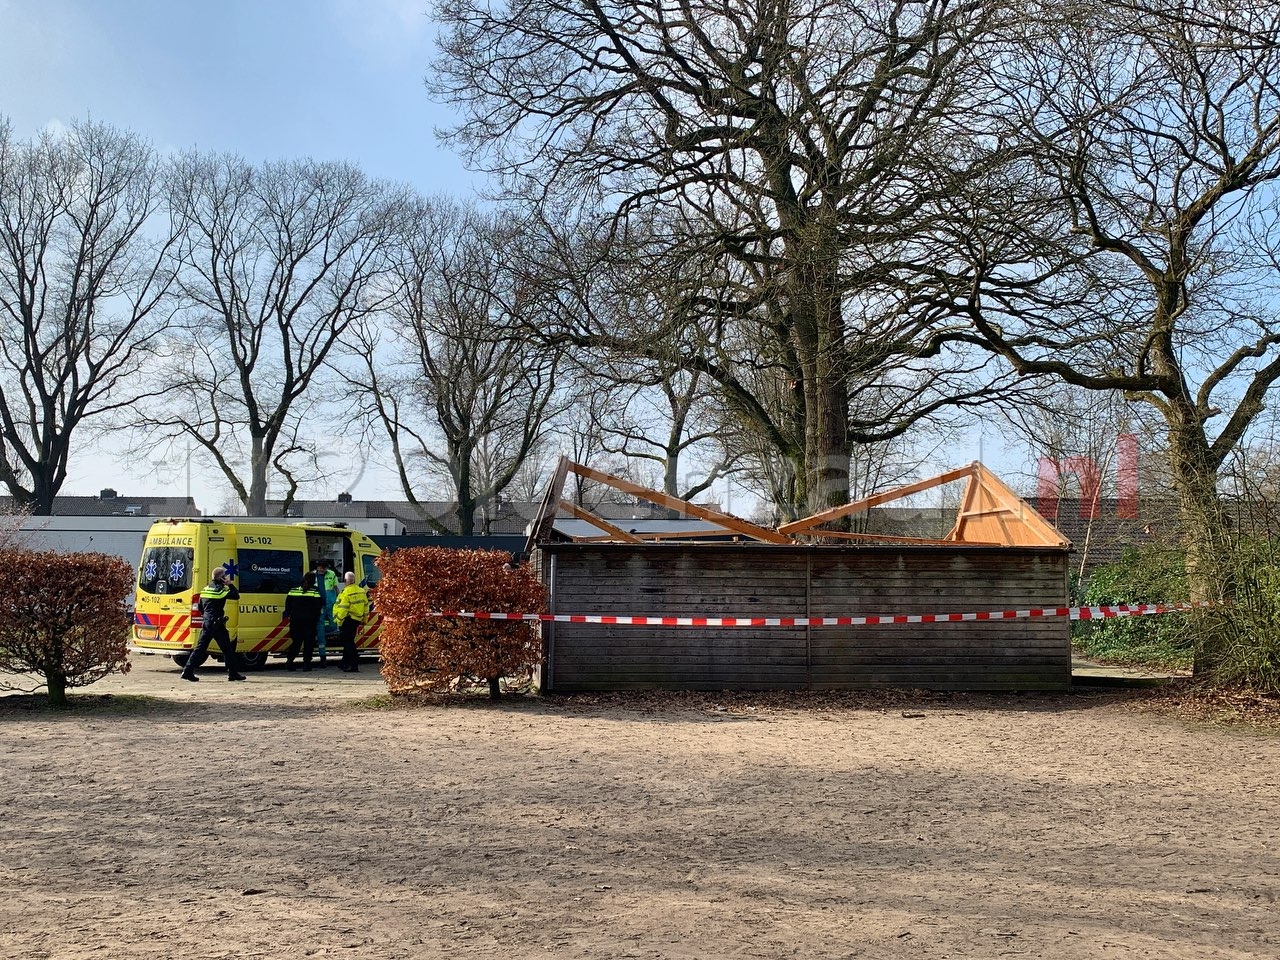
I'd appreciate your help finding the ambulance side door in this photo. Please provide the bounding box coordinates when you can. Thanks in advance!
[235,530,304,648]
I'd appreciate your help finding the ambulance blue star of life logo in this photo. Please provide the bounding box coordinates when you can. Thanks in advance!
[169,559,185,582]
[222,559,238,580]
[144,559,157,581]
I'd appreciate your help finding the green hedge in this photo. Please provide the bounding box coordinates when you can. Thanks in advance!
[1075,546,1193,670]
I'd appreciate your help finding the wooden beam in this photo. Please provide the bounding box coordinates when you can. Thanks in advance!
[565,461,793,544]
[524,455,570,556]
[632,529,739,541]
[794,530,1003,546]
[558,499,643,543]
[958,507,1017,519]
[943,473,977,541]
[779,465,977,534]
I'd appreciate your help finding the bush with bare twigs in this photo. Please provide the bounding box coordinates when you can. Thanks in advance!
[376,547,545,698]
[0,550,134,707]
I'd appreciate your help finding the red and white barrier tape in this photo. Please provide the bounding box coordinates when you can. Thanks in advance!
[421,602,1205,628]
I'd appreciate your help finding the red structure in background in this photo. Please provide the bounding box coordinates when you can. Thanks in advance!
[1037,434,1138,520]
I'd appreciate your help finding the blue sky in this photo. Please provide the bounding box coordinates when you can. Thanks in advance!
[0,0,488,509]
[0,0,479,196]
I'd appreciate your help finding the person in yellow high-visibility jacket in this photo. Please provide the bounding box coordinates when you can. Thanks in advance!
[332,571,369,673]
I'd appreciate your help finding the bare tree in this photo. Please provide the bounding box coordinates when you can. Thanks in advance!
[350,198,566,535]
[0,118,176,513]
[433,0,1022,516]
[131,154,404,515]
[596,367,740,514]
[955,0,1280,668]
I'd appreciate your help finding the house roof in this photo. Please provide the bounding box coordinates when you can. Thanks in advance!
[0,493,201,517]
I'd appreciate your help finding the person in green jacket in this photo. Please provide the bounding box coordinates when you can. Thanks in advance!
[332,571,369,673]
[314,559,339,666]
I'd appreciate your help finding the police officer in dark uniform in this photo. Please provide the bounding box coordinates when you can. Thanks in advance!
[180,565,245,682]
[283,571,324,671]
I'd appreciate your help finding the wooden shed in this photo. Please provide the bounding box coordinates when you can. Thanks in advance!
[527,459,1073,692]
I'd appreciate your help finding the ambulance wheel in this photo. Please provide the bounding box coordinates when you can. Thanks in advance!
[239,652,268,670]
[171,653,190,668]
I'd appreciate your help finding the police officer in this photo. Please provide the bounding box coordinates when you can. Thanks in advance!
[283,571,324,671]
[332,571,369,673]
[180,565,245,682]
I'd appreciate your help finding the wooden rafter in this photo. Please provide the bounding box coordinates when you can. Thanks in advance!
[956,463,1067,547]
[801,530,1003,546]
[943,472,979,542]
[780,465,976,535]
[631,529,738,541]
[523,455,571,556]
[564,462,793,544]
[559,499,642,543]
[527,457,1069,550]
[786,461,1069,548]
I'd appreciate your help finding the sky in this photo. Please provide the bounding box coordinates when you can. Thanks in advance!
[0,0,483,512]
[0,0,1078,515]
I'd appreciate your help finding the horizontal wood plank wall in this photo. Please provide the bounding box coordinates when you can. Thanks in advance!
[542,544,1070,692]
[807,550,1068,691]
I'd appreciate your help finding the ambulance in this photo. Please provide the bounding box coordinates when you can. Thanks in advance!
[131,518,383,668]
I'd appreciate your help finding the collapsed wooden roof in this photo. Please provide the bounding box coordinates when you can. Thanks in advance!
[526,457,1070,553]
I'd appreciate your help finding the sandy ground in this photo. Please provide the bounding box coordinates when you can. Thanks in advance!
[1,654,1278,960]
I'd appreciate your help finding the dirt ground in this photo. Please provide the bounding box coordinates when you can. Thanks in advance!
[2,654,1278,960]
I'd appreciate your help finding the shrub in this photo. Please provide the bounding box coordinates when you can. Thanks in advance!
[1207,539,1280,692]
[1076,546,1194,670]
[375,547,545,698]
[0,549,134,708]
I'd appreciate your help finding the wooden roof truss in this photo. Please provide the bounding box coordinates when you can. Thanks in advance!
[529,457,1069,551]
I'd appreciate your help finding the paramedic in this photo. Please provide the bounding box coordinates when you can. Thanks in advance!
[332,571,369,673]
[315,559,339,666]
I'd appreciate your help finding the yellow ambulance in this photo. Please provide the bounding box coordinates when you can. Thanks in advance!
[131,518,383,668]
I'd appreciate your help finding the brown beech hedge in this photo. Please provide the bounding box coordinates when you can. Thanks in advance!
[376,547,546,698]
[0,549,134,707]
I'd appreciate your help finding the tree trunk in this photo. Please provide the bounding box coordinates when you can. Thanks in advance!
[794,256,850,517]
[32,470,58,517]
[456,498,476,536]
[46,669,68,709]
[663,449,681,520]
[1167,417,1233,675]
[488,676,501,699]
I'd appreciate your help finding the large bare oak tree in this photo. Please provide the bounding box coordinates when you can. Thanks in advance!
[432,0,1019,516]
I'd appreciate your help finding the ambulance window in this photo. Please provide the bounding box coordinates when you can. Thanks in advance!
[361,554,381,587]
[239,549,304,593]
[139,547,194,595]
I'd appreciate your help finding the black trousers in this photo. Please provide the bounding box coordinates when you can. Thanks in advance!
[338,617,362,669]
[286,618,320,664]
[183,622,239,676]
